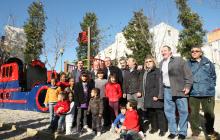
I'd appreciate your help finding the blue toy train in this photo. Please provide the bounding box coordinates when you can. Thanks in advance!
[0,57,50,112]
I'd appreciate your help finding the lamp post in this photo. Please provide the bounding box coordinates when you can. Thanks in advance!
[60,47,64,72]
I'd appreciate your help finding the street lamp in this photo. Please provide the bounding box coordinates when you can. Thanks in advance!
[60,47,64,72]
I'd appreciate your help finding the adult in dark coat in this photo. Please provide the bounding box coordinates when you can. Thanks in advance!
[142,56,167,136]
[103,57,123,87]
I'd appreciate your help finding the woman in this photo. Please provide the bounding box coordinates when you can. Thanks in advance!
[142,55,167,137]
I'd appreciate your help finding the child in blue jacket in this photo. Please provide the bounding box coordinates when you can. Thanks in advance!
[111,105,126,133]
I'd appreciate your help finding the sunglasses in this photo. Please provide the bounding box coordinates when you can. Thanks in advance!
[191,50,201,53]
[145,60,153,63]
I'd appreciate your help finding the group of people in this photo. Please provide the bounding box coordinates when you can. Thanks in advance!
[43,45,218,140]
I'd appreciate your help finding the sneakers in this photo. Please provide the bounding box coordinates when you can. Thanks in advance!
[97,132,101,136]
[149,129,158,134]
[168,133,177,139]
[138,131,145,139]
[83,125,93,133]
[159,131,166,137]
[207,131,219,140]
[178,134,186,140]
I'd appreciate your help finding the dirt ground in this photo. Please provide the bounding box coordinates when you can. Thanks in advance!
[0,101,220,140]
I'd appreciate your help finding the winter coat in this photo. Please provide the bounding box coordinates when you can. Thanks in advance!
[88,97,104,116]
[159,56,193,97]
[123,109,140,132]
[105,82,122,102]
[123,69,143,95]
[54,100,70,115]
[143,67,164,109]
[74,81,94,107]
[44,86,61,104]
[187,56,216,97]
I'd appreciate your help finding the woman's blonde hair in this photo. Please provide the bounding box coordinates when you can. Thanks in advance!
[144,55,157,69]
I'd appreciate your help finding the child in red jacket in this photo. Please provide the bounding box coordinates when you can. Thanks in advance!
[105,73,122,122]
[49,92,70,133]
[119,99,144,140]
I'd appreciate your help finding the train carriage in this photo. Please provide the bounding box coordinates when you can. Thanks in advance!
[0,57,49,112]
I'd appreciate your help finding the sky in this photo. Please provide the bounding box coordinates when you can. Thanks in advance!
[0,0,220,71]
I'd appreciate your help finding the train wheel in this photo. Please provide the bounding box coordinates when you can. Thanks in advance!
[35,86,49,112]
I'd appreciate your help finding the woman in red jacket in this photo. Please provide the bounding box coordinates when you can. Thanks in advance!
[105,73,122,122]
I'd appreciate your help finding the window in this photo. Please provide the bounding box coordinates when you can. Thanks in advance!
[168,30,171,36]
[9,66,13,77]
[6,67,9,77]
[2,67,6,77]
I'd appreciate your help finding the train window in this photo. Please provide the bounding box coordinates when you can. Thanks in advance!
[6,67,9,77]
[9,66,13,77]
[2,67,6,77]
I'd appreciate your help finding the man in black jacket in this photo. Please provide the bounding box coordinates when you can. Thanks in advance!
[103,57,123,87]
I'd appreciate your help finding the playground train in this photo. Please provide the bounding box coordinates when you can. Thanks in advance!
[0,57,56,112]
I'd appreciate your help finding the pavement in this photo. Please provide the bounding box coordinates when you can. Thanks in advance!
[0,101,220,140]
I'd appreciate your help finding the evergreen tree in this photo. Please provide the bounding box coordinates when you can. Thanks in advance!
[123,9,152,65]
[23,0,46,63]
[176,0,205,58]
[76,12,100,60]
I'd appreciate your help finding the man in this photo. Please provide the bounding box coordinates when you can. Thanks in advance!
[160,46,193,139]
[119,57,128,79]
[188,46,218,139]
[123,57,144,130]
[91,61,100,79]
[103,57,123,86]
[71,60,84,83]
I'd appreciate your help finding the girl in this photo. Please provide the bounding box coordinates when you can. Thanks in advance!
[74,72,94,134]
[65,92,75,135]
[87,88,103,136]
[105,73,122,122]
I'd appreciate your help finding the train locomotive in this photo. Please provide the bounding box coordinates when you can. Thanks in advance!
[0,57,49,112]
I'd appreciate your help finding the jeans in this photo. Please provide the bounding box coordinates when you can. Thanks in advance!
[49,103,56,123]
[189,96,215,135]
[164,88,188,136]
[50,114,65,131]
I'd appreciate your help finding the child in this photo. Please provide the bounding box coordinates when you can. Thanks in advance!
[57,72,69,91]
[65,78,75,99]
[74,72,94,134]
[119,100,144,140]
[95,69,108,98]
[105,74,122,121]
[111,105,126,133]
[87,88,103,136]
[50,92,70,133]
[44,78,61,124]
[65,92,75,135]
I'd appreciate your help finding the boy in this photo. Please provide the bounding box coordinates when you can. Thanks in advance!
[111,105,126,133]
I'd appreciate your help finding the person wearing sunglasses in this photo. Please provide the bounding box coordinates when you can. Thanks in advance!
[159,45,193,140]
[187,46,219,139]
[142,55,168,137]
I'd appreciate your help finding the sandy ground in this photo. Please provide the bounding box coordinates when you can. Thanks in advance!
[0,101,220,140]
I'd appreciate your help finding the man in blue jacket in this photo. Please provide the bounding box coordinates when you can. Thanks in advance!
[188,46,218,139]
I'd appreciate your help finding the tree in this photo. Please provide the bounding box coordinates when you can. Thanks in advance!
[43,26,68,71]
[176,0,205,58]
[76,12,100,60]
[23,0,46,63]
[123,9,152,65]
